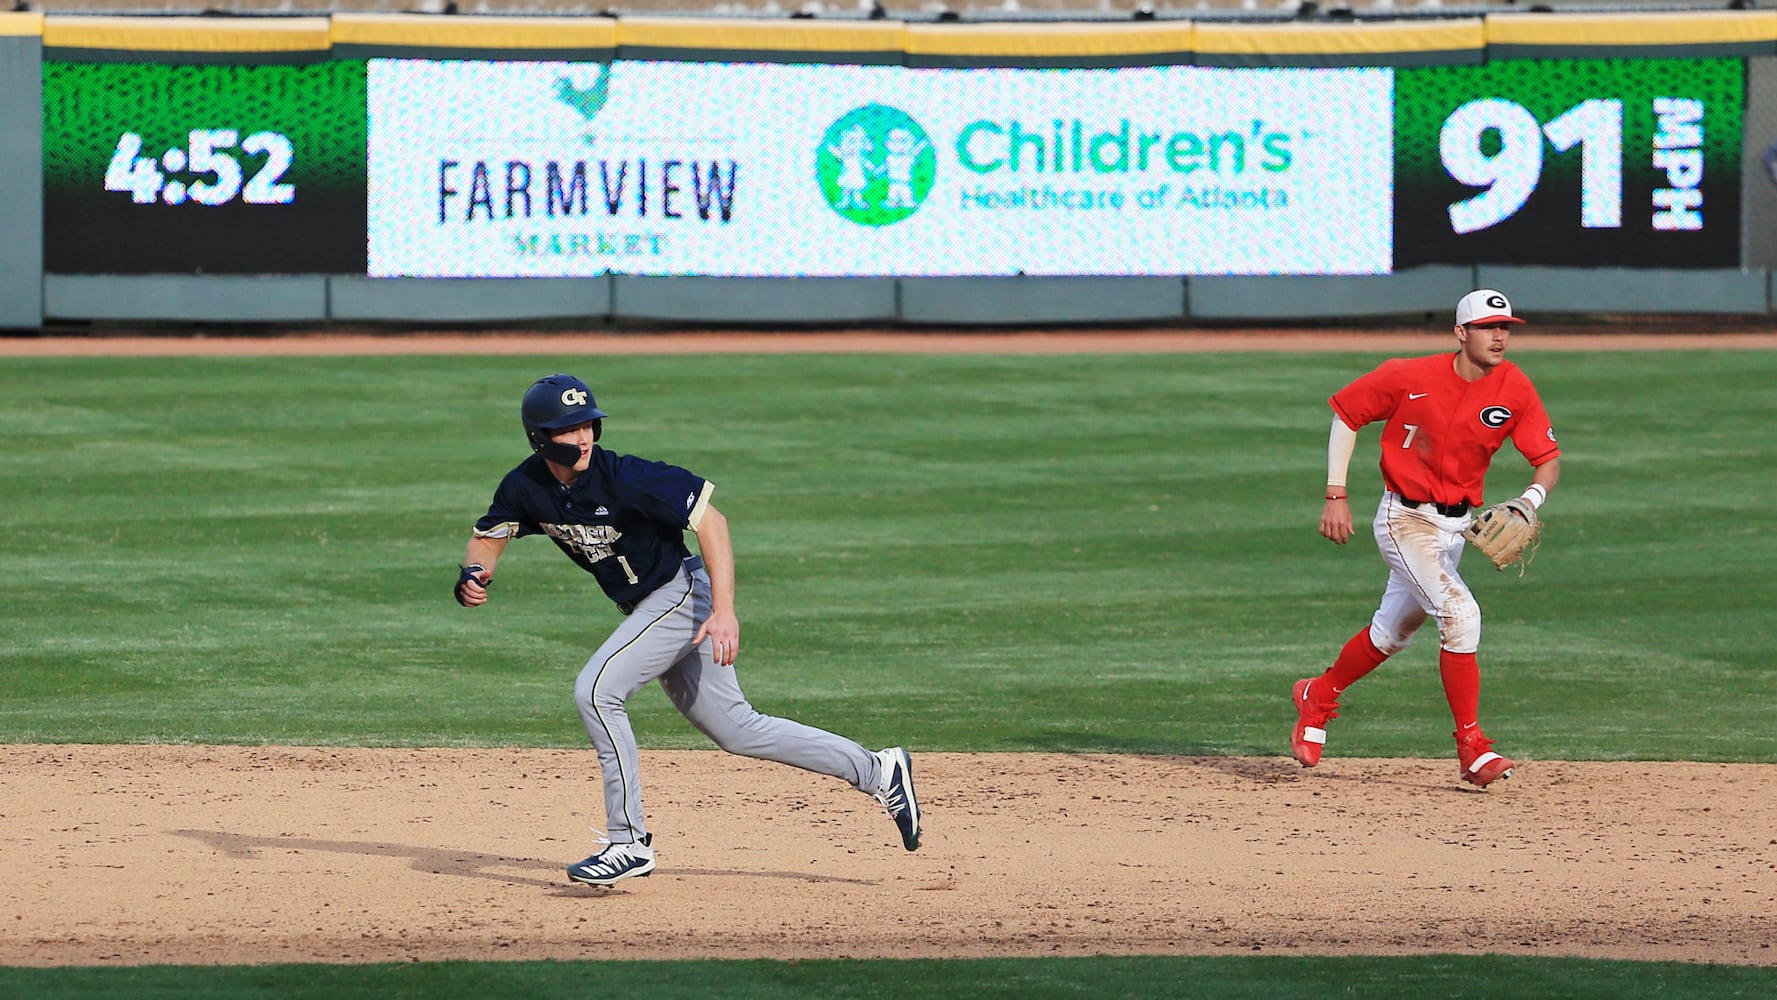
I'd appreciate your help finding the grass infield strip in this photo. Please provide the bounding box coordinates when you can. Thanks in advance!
[0,955,1773,999]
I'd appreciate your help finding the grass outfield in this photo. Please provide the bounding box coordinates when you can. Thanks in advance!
[2,349,1773,995]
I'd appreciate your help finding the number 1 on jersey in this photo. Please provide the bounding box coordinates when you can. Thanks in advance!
[616,555,639,585]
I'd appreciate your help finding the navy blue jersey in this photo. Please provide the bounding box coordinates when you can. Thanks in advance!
[474,448,713,610]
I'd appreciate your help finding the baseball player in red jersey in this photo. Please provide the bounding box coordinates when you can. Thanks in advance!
[1292,289,1561,787]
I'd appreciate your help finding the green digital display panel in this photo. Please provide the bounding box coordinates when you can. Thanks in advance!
[43,61,367,274]
[1395,58,1743,269]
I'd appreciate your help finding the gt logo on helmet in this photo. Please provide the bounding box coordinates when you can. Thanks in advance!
[521,374,608,465]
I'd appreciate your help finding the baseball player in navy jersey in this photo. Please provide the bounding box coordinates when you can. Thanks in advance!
[1293,290,1561,787]
[456,374,921,887]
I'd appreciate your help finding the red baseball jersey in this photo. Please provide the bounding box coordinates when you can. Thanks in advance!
[1330,353,1559,507]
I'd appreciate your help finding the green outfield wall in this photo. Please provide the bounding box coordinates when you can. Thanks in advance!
[0,14,43,329]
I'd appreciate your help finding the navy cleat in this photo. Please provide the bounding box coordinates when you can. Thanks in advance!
[874,747,922,851]
[566,833,655,886]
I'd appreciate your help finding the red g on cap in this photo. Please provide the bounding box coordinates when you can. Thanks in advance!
[1455,289,1525,326]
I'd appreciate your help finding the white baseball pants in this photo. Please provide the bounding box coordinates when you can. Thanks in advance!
[1366,492,1482,656]
[573,558,881,847]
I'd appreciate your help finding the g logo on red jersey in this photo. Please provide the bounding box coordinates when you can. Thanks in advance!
[1479,405,1512,428]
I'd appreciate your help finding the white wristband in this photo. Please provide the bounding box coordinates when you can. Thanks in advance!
[1518,484,1547,510]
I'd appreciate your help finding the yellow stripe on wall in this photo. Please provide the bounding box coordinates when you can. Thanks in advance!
[0,12,44,37]
[1484,10,1777,47]
[616,16,906,53]
[905,22,1193,58]
[44,16,331,53]
[332,14,616,50]
[1195,19,1484,56]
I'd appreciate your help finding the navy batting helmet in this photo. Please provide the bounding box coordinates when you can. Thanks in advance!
[521,374,607,465]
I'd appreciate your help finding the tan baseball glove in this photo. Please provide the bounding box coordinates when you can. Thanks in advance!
[1464,498,1541,572]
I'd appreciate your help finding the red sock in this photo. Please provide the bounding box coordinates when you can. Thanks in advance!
[1439,649,1481,734]
[1322,629,1389,699]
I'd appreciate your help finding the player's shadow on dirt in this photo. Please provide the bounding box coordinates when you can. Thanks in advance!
[1013,751,1474,793]
[1204,756,1461,790]
[660,868,876,887]
[172,830,876,891]
[1182,755,1305,784]
[173,828,570,889]
[1178,756,1484,792]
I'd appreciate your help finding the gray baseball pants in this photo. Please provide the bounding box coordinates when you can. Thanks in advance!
[573,557,882,846]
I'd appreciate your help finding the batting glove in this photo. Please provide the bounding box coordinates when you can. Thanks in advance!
[455,563,489,607]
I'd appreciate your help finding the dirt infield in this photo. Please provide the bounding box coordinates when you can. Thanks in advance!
[4,327,1773,969]
[2,746,1773,968]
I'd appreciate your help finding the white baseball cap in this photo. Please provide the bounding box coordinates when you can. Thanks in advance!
[1455,289,1525,326]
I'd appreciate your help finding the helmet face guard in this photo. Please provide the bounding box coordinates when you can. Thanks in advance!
[521,374,607,466]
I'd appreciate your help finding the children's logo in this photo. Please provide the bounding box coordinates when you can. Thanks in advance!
[817,105,936,226]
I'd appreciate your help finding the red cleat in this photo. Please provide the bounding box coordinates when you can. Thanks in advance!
[1291,678,1340,767]
[1456,729,1516,787]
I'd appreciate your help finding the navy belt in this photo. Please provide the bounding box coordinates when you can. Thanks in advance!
[616,556,705,616]
[1401,497,1472,517]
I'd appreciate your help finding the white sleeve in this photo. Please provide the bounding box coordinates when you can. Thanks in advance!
[1327,416,1359,490]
